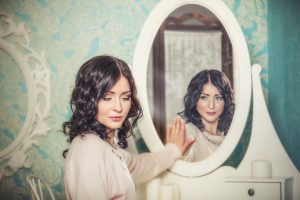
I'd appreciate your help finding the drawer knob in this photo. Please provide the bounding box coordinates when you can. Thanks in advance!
[248,188,255,196]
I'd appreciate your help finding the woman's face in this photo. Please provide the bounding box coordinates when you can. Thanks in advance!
[96,75,132,132]
[196,82,225,126]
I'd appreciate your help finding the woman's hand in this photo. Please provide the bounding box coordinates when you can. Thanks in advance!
[166,116,195,155]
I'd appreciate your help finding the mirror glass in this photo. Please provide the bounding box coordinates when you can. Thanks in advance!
[147,5,233,153]
[0,49,28,151]
[132,0,251,177]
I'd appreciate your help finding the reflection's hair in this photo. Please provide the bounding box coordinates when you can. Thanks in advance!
[180,69,234,135]
[62,55,143,157]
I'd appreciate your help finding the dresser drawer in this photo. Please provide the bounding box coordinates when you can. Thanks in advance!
[226,182,281,200]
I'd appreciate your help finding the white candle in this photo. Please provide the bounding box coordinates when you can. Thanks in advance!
[173,184,180,200]
[160,185,174,200]
[146,178,161,200]
[251,159,272,178]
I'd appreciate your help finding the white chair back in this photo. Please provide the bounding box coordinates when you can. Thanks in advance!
[26,175,55,200]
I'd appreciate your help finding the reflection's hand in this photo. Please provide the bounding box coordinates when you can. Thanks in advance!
[166,116,195,155]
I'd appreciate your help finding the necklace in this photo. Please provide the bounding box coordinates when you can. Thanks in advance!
[106,139,118,149]
[201,131,223,146]
[110,142,118,149]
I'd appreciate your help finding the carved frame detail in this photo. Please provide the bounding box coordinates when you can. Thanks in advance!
[0,13,51,180]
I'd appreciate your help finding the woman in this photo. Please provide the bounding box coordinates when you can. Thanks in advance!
[62,55,193,200]
[179,69,235,162]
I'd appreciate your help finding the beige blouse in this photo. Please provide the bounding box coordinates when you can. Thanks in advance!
[64,134,181,200]
[181,122,225,162]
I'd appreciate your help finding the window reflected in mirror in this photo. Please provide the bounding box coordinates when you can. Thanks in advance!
[146,4,234,156]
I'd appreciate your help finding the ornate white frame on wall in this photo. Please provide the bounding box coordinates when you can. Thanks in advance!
[0,13,51,180]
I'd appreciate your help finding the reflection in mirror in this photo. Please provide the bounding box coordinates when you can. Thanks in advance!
[133,0,251,176]
[179,69,234,162]
[147,4,233,144]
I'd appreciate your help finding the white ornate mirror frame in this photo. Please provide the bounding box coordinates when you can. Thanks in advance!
[132,0,251,177]
[0,13,51,180]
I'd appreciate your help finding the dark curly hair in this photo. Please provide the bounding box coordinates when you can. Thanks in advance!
[62,55,143,157]
[179,69,235,135]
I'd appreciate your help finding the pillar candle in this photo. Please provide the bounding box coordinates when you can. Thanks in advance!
[160,184,174,200]
[251,159,272,178]
[146,178,161,200]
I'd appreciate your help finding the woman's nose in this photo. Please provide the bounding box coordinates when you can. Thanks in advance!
[208,98,215,109]
[113,99,122,112]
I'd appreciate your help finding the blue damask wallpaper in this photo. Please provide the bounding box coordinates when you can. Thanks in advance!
[0,0,267,199]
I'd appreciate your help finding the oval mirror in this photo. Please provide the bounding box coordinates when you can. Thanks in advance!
[147,4,234,147]
[132,0,251,177]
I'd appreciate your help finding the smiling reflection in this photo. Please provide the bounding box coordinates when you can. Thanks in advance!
[179,69,235,162]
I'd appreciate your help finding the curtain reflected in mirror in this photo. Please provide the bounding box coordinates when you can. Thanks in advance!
[147,4,233,144]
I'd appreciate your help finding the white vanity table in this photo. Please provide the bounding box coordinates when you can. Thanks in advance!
[132,0,300,199]
[225,177,292,200]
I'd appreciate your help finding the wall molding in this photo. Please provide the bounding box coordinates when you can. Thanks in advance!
[0,13,51,180]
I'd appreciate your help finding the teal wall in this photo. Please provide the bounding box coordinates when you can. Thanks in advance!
[268,0,300,171]
[0,0,268,199]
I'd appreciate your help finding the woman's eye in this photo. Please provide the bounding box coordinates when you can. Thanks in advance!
[122,96,131,101]
[102,97,112,101]
[200,95,208,100]
[216,96,223,101]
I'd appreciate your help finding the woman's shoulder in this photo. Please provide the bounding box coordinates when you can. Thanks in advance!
[185,122,201,137]
[185,122,200,131]
[74,133,104,143]
[66,133,111,169]
[70,133,108,155]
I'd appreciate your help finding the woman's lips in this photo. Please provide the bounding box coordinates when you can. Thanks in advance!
[110,116,122,122]
[206,112,216,116]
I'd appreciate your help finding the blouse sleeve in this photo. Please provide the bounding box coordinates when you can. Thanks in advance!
[120,143,181,185]
[180,123,198,162]
[180,145,195,162]
[64,136,110,200]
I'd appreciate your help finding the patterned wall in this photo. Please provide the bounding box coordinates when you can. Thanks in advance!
[268,0,300,171]
[0,0,267,199]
